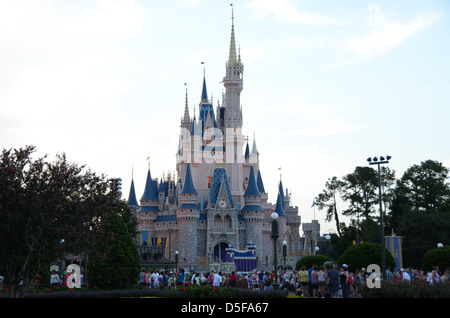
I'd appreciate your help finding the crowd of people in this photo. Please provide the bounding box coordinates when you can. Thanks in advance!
[287,264,450,298]
[2,263,448,298]
[137,263,450,298]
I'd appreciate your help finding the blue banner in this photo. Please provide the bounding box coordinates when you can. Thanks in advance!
[385,236,403,271]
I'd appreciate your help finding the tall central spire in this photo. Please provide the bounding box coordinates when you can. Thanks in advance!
[223,4,243,129]
[228,8,237,68]
[183,86,190,122]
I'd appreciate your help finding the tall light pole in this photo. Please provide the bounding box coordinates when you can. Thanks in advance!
[271,212,279,289]
[367,155,391,280]
[325,234,331,261]
[282,240,287,268]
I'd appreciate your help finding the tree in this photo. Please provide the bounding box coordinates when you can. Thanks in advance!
[394,160,450,214]
[115,199,138,239]
[0,145,118,297]
[86,209,141,290]
[338,243,395,273]
[315,176,345,237]
[341,166,395,220]
[342,166,378,218]
[396,210,450,268]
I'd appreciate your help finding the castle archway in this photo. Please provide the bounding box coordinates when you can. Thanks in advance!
[212,242,228,263]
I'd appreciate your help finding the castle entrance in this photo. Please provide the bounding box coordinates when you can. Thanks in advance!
[212,242,228,262]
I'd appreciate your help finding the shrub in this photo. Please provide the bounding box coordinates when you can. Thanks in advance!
[338,242,396,273]
[360,280,450,298]
[422,246,450,272]
[295,255,332,270]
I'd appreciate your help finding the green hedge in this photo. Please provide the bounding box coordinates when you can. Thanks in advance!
[422,246,450,272]
[360,280,450,298]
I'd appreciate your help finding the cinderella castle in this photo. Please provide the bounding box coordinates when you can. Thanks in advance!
[126,10,302,271]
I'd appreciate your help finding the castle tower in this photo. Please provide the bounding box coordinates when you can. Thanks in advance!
[176,163,200,266]
[223,8,243,130]
[137,167,160,218]
[241,165,263,260]
[223,10,246,204]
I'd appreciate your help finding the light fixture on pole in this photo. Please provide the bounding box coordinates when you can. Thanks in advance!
[282,240,287,267]
[367,155,391,280]
[325,234,331,261]
[175,250,179,273]
[271,212,279,289]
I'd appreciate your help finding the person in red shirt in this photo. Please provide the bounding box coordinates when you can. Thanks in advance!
[229,271,238,287]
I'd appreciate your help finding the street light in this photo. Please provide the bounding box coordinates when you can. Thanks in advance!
[271,212,279,289]
[367,155,391,280]
[175,250,179,273]
[325,234,331,261]
[282,240,287,267]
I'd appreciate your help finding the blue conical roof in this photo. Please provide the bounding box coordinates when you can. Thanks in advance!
[244,142,250,160]
[275,192,285,216]
[201,75,208,103]
[127,179,139,206]
[141,169,158,201]
[180,163,198,195]
[257,170,265,193]
[279,180,284,199]
[244,166,261,197]
[191,117,201,135]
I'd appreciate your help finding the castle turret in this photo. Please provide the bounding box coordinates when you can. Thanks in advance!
[138,168,160,215]
[127,175,139,210]
[241,165,263,260]
[176,163,200,266]
[274,190,287,244]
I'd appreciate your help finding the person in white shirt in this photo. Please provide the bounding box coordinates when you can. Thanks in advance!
[213,271,222,287]
[401,268,411,283]
[151,270,160,287]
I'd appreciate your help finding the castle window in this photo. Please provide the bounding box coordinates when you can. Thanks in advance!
[208,176,212,188]
[224,215,232,228]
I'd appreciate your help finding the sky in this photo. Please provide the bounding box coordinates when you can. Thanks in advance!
[1,0,449,236]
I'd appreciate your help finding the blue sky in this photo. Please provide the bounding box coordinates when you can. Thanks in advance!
[1,0,449,235]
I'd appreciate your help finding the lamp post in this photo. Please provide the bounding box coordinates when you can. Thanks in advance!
[175,250,179,273]
[282,240,287,268]
[271,212,279,289]
[367,155,391,280]
[325,234,331,261]
[315,246,320,255]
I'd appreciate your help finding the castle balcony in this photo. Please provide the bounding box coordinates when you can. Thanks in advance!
[210,228,235,235]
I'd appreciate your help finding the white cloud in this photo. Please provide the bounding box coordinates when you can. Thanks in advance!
[342,4,439,65]
[247,0,346,27]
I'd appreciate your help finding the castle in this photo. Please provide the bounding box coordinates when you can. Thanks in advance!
[126,10,302,270]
